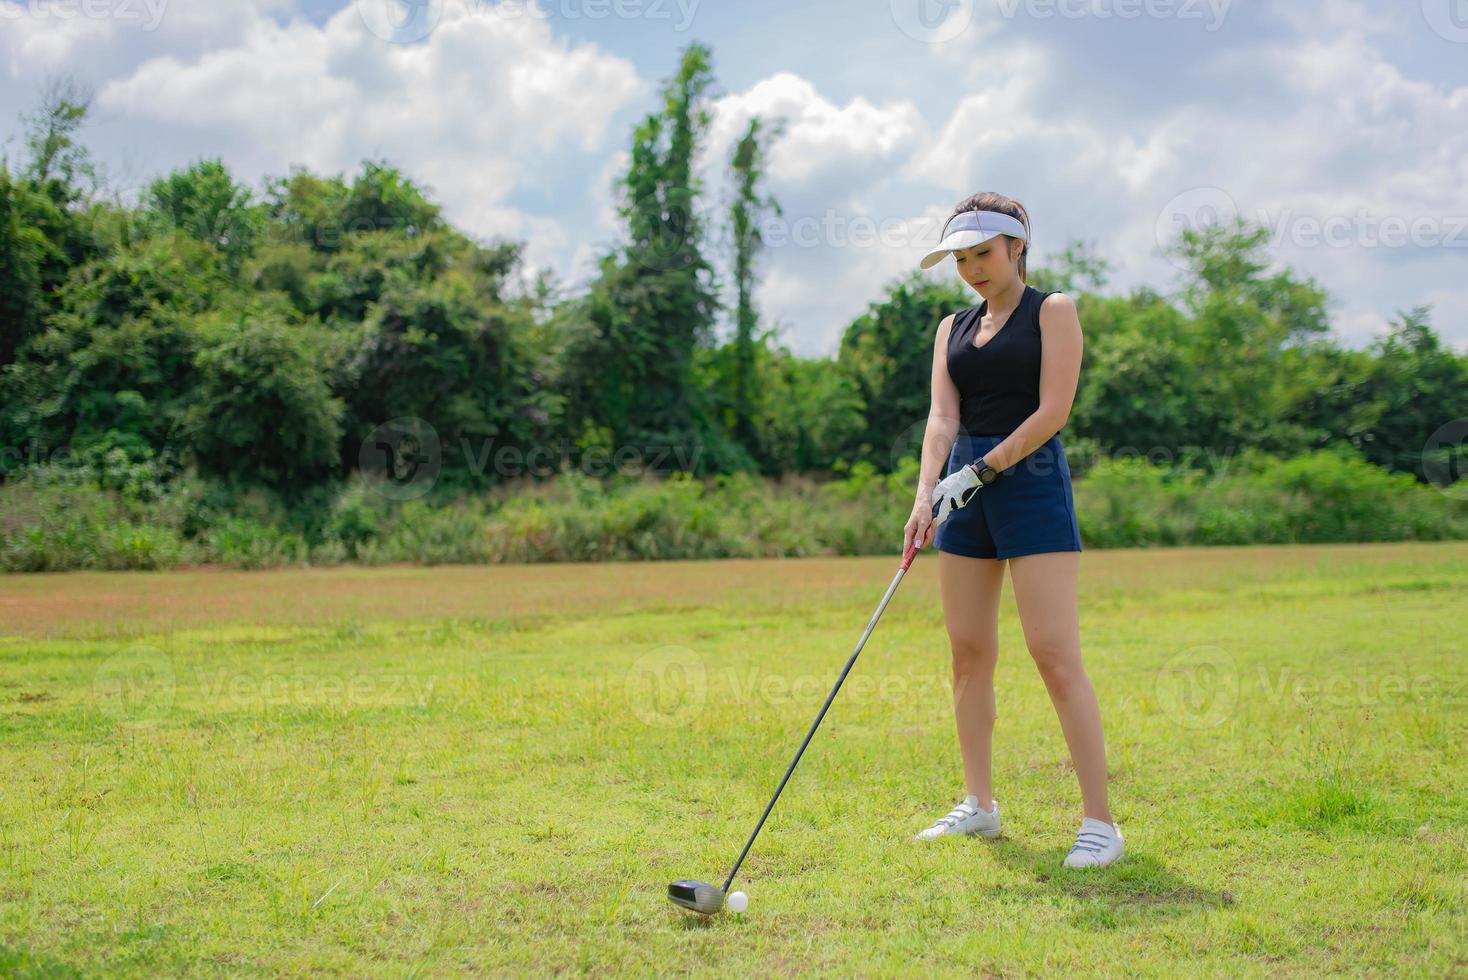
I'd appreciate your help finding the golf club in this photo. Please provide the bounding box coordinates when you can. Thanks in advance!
[669,485,967,915]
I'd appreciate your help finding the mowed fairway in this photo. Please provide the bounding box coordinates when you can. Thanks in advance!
[1,543,1464,976]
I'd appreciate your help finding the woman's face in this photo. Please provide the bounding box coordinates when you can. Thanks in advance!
[952,236,1020,296]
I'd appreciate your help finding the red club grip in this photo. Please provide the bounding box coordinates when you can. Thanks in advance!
[901,541,921,571]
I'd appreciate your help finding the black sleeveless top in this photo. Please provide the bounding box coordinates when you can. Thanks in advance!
[946,284,1057,437]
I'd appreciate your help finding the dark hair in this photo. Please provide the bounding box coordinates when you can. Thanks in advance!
[950,192,1031,282]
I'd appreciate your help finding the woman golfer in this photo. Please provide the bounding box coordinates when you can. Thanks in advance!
[901,192,1122,868]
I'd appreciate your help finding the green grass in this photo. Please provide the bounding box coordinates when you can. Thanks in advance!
[1,543,1465,976]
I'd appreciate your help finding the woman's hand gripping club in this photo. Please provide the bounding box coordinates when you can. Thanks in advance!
[902,460,988,567]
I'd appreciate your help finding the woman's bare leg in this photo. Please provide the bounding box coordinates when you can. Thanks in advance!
[1007,550,1112,823]
[937,550,1006,804]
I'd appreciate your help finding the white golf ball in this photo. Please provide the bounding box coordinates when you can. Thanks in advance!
[727,890,748,914]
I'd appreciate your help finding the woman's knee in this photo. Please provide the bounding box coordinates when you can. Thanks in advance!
[948,633,998,672]
[1028,642,1083,688]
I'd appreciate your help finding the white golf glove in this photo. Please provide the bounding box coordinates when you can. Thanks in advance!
[930,461,985,529]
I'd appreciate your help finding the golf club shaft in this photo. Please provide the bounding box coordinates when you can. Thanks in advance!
[721,542,924,892]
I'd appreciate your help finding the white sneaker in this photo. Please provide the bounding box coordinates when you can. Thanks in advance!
[1062,816,1124,868]
[914,795,1001,841]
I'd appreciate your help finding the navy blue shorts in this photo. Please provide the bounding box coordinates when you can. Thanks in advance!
[933,434,1083,561]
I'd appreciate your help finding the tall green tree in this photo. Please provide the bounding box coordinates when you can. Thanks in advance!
[726,115,784,459]
[1164,218,1332,456]
[1273,338,1378,456]
[1027,239,1111,295]
[1067,288,1210,464]
[261,159,440,253]
[184,309,346,491]
[143,158,264,276]
[697,332,866,474]
[559,43,728,473]
[341,159,443,239]
[1356,306,1468,477]
[260,165,353,252]
[17,75,102,210]
[340,254,556,495]
[0,165,61,368]
[0,76,110,370]
[0,234,233,471]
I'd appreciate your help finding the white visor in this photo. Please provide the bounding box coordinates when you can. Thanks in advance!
[919,210,1028,269]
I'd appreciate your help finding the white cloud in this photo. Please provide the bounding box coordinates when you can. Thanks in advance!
[1418,287,1468,354]
[691,75,938,350]
[3,0,1462,358]
[1273,0,1396,39]
[901,42,1049,192]
[752,203,951,353]
[0,0,297,84]
[892,6,1468,356]
[707,72,926,187]
[98,6,642,179]
[1333,306,1394,349]
[1134,30,1468,346]
[1334,290,1468,355]
[4,2,644,291]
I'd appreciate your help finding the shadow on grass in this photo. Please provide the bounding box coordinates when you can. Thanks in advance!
[665,835,1232,932]
[675,912,719,931]
[977,834,1233,931]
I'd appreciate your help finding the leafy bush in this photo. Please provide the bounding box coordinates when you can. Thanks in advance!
[376,500,492,566]
[183,310,345,489]
[1072,456,1201,548]
[0,465,195,571]
[196,516,308,570]
[1074,444,1466,548]
[2,443,1463,572]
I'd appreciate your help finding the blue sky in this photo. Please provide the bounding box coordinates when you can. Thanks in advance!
[3,0,1465,356]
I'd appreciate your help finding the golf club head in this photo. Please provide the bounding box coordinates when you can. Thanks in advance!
[668,879,725,915]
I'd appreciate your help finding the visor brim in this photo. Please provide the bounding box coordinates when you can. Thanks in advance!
[918,228,1010,270]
